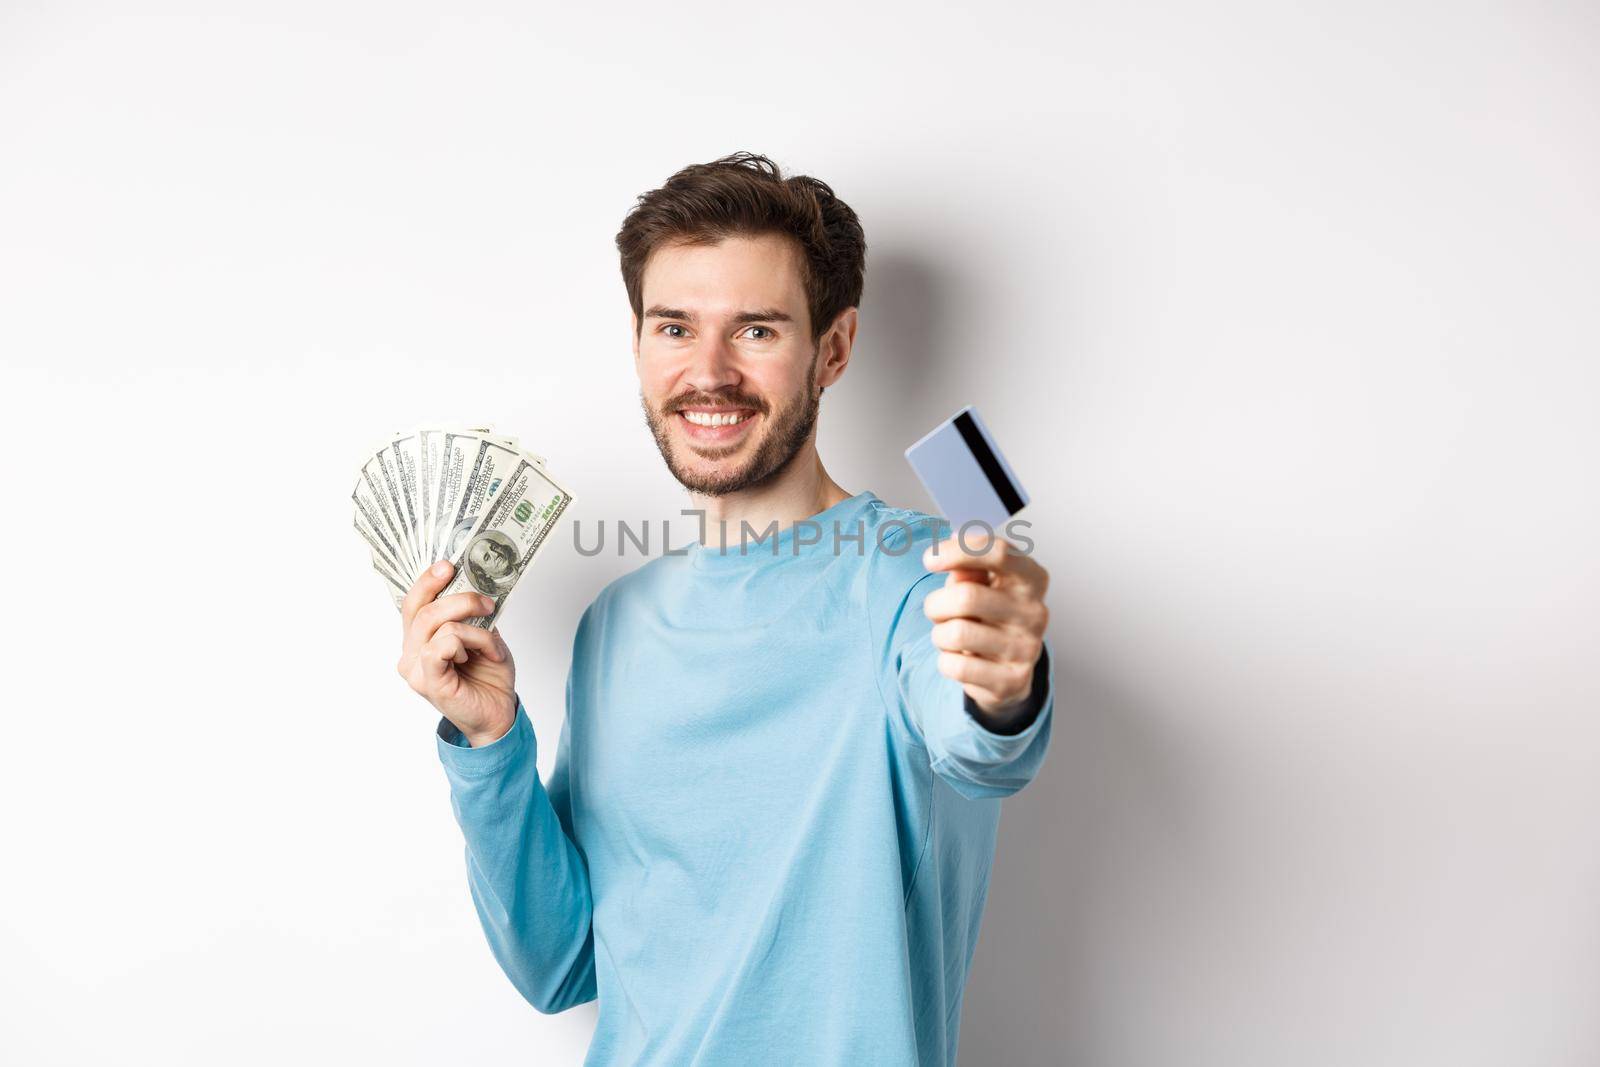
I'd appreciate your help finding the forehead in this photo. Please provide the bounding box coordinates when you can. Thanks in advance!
[641,233,808,315]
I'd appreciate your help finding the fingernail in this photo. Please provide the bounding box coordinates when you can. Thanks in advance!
[480,596,495,613]
[432,560,451,577]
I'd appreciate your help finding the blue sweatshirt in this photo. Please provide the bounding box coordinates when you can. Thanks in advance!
[436,490,1055,1066]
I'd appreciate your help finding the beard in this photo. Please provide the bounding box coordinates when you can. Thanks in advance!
[641,353,822,497]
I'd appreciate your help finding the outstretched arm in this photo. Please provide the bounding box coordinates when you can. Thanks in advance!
[872,523,1055,799]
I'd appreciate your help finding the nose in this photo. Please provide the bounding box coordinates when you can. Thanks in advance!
[682,332,742,396]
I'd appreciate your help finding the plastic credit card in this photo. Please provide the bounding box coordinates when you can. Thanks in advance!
[904,405,1030,533]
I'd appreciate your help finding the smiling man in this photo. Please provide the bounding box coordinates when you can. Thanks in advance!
[396,153,1055,1066]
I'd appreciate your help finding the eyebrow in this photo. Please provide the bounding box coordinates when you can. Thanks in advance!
[644,305,794,325]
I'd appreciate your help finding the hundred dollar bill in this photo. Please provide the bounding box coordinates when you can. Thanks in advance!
[384,432,423,572]
[369,444,415,572]
[350,480,411,607]
[422,429,476,568]
[438,457,573,629]
[369,551,409,611]
[409,425,491,559]
[429,431,490,568]
[353,459,416,579]
[369,448,409,573]
[416,428,442,569]
[437,434,524,567]
[413,425,546,567]
[355,423,566,613]
[354,509,408,584]
[419,428,496,566]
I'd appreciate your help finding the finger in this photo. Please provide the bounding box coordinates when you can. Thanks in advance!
[937,650,1033,699]
[923,535,1047,590]
[435,621,505,662]
[421,632,465,688]
[921,533,1005,573]
[930,618,1039,663]
[402,559,457,629]
[957,682,1006,709]
[923,581,1030,626]
[1004,551,1049,594]
[410,592,497,649]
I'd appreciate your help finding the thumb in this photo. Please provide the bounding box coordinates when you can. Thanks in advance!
[401,558,457,627]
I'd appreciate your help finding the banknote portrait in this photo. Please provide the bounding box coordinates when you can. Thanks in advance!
[465,529,519,595]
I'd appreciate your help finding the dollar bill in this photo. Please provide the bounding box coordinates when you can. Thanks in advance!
[354,509,408,583]
[353,500,409,611]
[368,550,409,611]
[421,429,494,567]
[417,428,443,568]
[412,424,499,566]
[438,457,573,629]
[355,424,568,617]
[436,434,523,567]
[423,429,474,568]
[370,444,413,570]
[386,432,422,568]
[353,458,416,578]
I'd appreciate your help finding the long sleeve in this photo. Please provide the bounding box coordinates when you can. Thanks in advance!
[436,694,597,1014]
[867,525,1055,801]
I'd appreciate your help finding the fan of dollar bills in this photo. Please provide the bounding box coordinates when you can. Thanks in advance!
[352,426,574,627]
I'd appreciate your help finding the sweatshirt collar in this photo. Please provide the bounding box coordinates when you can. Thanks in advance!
[688,491,879,571]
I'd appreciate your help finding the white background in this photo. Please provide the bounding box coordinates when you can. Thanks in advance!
[3,3,1597,1064]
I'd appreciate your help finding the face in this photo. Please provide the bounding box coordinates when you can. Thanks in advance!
[470,537,513,576]
[633,233,854,496]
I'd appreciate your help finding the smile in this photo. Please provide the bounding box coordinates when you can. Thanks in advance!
[677,407,759,441]
[681,410,752,427]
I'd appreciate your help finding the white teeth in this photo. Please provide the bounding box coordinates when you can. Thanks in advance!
[683,411,748,427]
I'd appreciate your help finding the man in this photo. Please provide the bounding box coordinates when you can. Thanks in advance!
[396,152,1055,1066]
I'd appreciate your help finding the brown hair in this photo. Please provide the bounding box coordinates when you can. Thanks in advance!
[615,152,866,343]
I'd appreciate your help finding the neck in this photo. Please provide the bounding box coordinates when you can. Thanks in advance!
[689,442,851,549]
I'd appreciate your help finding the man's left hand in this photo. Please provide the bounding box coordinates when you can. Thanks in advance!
[921,534,1050,726]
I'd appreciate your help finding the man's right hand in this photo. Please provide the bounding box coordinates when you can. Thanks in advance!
[398,560,517,747]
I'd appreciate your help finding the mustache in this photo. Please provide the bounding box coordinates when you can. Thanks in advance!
[666,391,766,413]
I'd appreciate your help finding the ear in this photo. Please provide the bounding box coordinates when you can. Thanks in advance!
[814,307,858,392]
[630,312,640,361]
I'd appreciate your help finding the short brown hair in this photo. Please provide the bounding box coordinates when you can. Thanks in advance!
[615,152,866,343]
